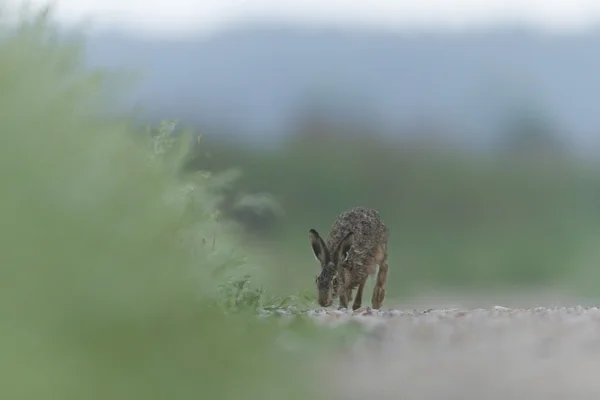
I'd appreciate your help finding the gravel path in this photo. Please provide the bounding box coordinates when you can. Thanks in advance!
[333,306,600,400]
[265,303,600,400]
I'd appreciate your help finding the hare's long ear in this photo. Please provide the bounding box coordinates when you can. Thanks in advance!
[309,229,330,267]
[333,231,354,264]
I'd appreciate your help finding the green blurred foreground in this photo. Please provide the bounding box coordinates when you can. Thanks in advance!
[0,7,339,400]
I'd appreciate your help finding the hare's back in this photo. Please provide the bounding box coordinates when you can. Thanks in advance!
[326,207,388,254]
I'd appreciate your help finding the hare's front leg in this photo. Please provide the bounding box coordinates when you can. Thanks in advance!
[352,279,367,310]
[371,258,388,309]
[338,284,354,310]
[338,290,349,310]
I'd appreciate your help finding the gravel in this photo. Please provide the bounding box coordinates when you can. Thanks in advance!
[263,304,600,400]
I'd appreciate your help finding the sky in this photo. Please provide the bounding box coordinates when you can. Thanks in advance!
[7,0,600,37]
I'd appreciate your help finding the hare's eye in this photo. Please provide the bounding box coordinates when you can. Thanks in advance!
[331,277,338,286]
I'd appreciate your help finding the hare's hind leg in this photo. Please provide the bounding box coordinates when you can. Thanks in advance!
[371,261,388,309]
[371,248,388,309]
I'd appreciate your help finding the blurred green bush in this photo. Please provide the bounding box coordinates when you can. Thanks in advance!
[0,6,330,399]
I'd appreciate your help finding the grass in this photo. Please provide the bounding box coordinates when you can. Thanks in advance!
[0,6,340,400]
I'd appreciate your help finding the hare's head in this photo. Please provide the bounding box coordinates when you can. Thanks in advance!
[308,229,354,307]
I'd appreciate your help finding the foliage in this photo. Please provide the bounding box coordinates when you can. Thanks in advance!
[0,6,331,400]
[187,126,600,298]
[146,118,316,311]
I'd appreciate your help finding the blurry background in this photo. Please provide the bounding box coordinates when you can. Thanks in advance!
[6,2,600,399]
[13,0,600,304]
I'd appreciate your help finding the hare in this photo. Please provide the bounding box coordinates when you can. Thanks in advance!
[309,206,389,310]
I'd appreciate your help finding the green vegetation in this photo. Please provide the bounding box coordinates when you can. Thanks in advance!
[0,6,342,400]
[187,116,600,300]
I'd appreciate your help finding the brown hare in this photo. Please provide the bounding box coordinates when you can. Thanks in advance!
[309,206,389,310]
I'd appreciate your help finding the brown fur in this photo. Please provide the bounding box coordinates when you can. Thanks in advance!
[309,207,389,310]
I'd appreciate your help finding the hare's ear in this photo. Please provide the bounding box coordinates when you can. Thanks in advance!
[309,229,330,267]
[333,231,354,264]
